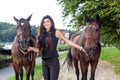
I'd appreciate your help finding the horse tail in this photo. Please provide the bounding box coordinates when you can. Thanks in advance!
[62,47,73,70]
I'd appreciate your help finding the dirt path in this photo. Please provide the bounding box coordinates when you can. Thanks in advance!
[40,58,120,80]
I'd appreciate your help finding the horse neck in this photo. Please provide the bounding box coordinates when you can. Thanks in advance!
[14,36,19,43]
[79,31,85,46]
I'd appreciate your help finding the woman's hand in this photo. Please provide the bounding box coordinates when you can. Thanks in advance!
[27,47,33,52]
[80,47,88,56]
[27,47,40,53]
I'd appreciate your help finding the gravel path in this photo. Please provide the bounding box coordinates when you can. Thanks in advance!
[40,58,120,80]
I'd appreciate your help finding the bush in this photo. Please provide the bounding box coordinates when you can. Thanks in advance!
[57,44,70,51]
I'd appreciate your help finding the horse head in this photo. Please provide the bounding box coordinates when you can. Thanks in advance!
[14,14,32,51]
[84,14,101,55]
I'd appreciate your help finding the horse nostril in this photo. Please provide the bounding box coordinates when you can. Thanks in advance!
[88,38,90,39]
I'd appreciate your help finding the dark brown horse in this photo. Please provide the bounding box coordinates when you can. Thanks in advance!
[65,14,101,80]
[11,14,37,80]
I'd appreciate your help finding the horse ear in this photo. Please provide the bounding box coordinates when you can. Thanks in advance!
[96,14,100,22]
[85,15,89,22]
[26,14,32,22]
[14,16,19,22]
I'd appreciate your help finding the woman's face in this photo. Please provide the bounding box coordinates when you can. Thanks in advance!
[43,18,52,32]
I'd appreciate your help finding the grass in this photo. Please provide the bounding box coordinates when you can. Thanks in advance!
[100,47,120,74]
[8,47,120,80]
[8,63,42,80]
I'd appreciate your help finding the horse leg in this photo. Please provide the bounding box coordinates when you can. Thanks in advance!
[30,67,34,80]
[31,61,35,80]
[15,71,19,80]
[20,67,23,80]
[31,69,34,80]
[80,60,89,80]
[73,59,79,80]
[90,60,98,80]
[25,65,31,80]
[15,69,19,80]
[13,64,20,80]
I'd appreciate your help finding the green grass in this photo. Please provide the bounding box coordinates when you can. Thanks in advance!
[8,48,120,80]
[100,47,120,74]
[8,62,42,80]
[58,52,67,59]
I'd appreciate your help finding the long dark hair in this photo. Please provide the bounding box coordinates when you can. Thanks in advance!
[37,15,56,50]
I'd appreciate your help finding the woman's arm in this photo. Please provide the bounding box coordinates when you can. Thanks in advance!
[56,30,86,53]
[27,39,40,53]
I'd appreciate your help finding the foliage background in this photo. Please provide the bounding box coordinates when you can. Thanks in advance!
[0,22,37,42]
[56,0,120,49]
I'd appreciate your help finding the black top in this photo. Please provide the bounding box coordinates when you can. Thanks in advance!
[39,30,59,59]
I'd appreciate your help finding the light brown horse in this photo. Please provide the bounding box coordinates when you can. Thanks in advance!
[65,14,101,80]
[11,14,37,80]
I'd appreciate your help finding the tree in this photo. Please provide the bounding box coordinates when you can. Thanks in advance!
[0,22,37,42]
[56,0,120,49]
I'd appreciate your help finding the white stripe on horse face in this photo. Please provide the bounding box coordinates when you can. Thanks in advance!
[21,23,24,26]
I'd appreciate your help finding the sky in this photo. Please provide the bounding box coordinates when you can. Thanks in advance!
[0,0,69,29]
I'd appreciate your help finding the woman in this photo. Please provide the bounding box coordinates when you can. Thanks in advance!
[28,15,87,80]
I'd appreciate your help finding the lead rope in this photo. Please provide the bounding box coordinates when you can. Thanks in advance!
[28,51,33,61]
